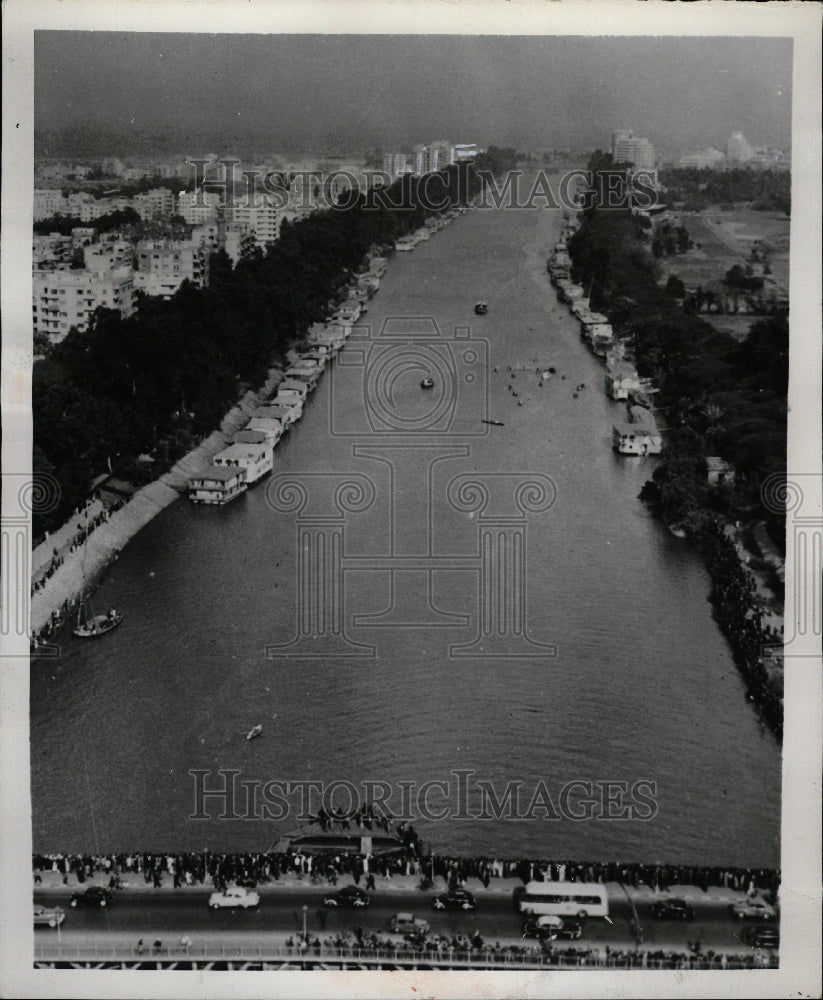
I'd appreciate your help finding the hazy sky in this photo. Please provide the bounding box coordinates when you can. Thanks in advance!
[34,33,793,154]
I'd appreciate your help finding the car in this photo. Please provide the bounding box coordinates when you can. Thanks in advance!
[651,898,695,921]
[323,885,370,908]
[743,925,780,949]
[208,886,260,909]
[522,915,564,940]
[70,887,114,908]
[33,904,65,928]
[386,912,430,935]
[555,919,584,940]
[730,897,777,921]
[433,889,476,911]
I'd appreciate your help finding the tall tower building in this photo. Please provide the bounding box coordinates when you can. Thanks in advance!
[611,129,656,170]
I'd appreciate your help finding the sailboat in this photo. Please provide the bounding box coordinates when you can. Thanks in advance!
[73,602,122,638]
[72,505,122,638]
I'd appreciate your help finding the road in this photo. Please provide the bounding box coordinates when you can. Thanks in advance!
[34,884,766,954]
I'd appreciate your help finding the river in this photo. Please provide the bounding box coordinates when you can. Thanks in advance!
[30,197,781,866]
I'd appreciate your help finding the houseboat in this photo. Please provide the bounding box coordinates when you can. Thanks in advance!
[612,406,662,455]
[279,377,310,400]
[337,300,362,323]
[189,465,248,505]
[605,361,641,401]
[284,366,320,391]
[254,401,299,431]
[212,439,273,485]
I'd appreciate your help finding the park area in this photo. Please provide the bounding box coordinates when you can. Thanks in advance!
[659,207,790,341]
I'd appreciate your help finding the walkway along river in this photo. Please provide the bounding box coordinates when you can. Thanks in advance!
[30,195,781,867]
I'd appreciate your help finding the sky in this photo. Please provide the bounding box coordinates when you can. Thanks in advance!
[34,33,793,156]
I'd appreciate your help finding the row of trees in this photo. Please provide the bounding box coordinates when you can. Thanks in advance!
[567,158,788,551]
[659,167,790,215]
[567,155,788,737]
[32,163,484,537]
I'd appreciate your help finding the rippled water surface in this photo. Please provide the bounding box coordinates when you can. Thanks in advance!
[30,201,781,866]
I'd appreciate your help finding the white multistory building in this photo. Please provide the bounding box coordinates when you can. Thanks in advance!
[32,267,136,343]
[225,204,283,249]
[177,189,222,224]
[33,189,67,221]
[83,239,134,271]
[678,148,727,169]
[611,129,656,170]
[133,238,210,296]
[132,188,175,220]
[427,140,454,172]
[382,152,408,177]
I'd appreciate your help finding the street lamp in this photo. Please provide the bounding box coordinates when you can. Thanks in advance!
[302,904,308,943]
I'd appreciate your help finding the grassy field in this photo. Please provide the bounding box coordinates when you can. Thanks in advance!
[658,206,790,340]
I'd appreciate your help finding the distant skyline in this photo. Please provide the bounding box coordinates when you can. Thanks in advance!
[35,33,792,157]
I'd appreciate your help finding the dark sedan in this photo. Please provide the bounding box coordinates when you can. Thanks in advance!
[743,925,780,950]
[70,886,114,908]
[651,898,694,921]
[323,885,370,908]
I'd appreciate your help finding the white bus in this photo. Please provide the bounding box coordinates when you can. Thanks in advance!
[515,881,609,919]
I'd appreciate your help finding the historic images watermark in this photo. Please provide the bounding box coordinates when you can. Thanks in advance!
[264,314,557,661]
[1,472,61,658]
[189,769,658,823]
[184,158,659,214]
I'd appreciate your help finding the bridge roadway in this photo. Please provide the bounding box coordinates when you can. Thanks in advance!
[33,881,769,965]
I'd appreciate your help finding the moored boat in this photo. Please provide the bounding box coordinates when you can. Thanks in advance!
[73,606,122,638]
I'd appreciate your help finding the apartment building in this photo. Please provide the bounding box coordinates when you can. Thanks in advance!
[177,189,222,224]
[32,268,136,343]
[225,204,283,248]
[33,189,67,221]
[134,238,210,292]
[611,129,656,170]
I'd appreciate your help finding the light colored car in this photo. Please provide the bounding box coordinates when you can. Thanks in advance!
[386,912,430,935]
[33,904,65,928]
[522,914,564,939]
[208,886,260,910]
[730,897,776,921]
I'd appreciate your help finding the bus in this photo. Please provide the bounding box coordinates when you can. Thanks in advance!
[514,881,609,919]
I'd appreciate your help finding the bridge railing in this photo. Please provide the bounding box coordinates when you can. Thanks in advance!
[33,943,778,970]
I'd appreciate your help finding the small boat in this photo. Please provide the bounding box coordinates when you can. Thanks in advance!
[420,377,434,389]
[482,419,505,426]
[246,724,263,741]
[72,507,122,639]
[73,607,122,638]
[474,302,488,315]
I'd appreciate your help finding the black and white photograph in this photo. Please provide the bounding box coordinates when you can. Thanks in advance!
[1,1,821,997]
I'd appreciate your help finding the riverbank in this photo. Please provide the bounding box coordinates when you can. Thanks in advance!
[30,210,467,642]
[565,177,786,740]
[30,365,285,638]
[30,191,781,865]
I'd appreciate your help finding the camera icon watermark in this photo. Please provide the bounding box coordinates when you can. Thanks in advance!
[330,316,489,437]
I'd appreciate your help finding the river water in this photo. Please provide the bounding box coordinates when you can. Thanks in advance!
[30,199,781,866]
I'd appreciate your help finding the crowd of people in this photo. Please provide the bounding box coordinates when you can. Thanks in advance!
[31,847,780,901]
[699,519,784,738]
[32,496,124,595]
